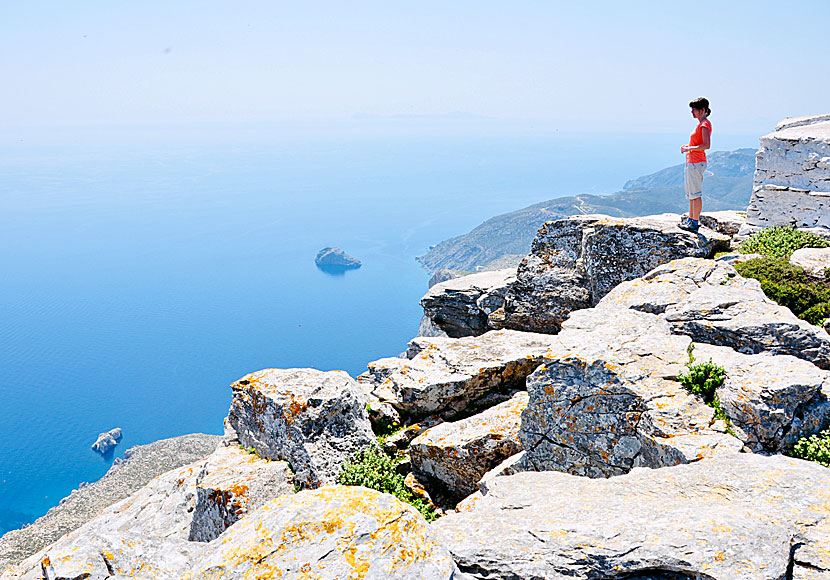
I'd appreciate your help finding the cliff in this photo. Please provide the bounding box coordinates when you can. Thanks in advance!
[418,149,755,273]
[4,119,830,580]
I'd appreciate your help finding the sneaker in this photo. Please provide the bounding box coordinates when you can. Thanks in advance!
[678,218,699,233]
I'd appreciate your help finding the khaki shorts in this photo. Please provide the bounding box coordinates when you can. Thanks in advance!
[685,162,706,200]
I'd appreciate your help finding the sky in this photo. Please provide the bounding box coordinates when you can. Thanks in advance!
[2,1,829,144]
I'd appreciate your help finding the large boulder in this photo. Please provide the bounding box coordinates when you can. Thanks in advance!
[493,214,730,334]
[600,257,830,369]
[189,486,457,580]
[740,115,830,239]
[358,330,561,419]
[91,427,122,454]
[419,268,515,337]
[431,453,830,580]
[227,368,375,488]
[790,246,830,278]
[518,309,740,477]
[409,391,527,498]
[693,343,830,453]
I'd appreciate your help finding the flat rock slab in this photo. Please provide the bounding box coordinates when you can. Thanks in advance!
[791,246,830,278]
[358,330,561,419]
[410,391,528,497]
[600,257,830,369]
[496,214,730,334]
[10,486,454,580]
[432,453,830,580]
[519,309,740,477]
[227,368,375,488]
[188,486,457,580]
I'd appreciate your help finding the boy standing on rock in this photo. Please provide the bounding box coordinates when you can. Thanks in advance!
[679,97,712,233]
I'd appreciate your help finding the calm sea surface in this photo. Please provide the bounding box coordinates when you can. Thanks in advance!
[0,129,754,533]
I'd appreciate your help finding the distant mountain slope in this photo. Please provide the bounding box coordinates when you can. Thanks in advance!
[417,149,755,273]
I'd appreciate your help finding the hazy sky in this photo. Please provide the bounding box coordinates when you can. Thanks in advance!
[3,1,829,141]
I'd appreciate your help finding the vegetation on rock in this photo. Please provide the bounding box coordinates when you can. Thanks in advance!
[337,446,436,521]
[739,225,829,258]
[678,346,730,425]
[734,257,830,325]
[790,428,830,468]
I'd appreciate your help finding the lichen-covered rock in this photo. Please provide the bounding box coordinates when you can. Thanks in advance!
[432,453,830,580]
[664,283,830,368]
[693,342,830,453]
[189,445,295,542]
[790,246,830,278]
[358,330,560,419]
[518,309,740,477]
[187,486,457,580]
[600,257,830,369]
[740,115,830,239]
[227,368,375,488]
[7,447,293,579]
[409,391,527,497]
[494,214,730,334]
[420,268,515,337]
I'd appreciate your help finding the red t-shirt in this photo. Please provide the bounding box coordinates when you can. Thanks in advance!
[687,119,712,163]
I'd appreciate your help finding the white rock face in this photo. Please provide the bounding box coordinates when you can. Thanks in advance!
[790,246,830,278]
[742,115,830,237]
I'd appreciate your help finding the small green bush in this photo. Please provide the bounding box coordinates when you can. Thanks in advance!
[735,257,830,324]
[790,429,830,468]
[337,446,436,522]
[739,225,830,258]
[678,347,730,426]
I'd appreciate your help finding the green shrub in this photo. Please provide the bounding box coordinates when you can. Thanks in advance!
[678,347,730,427]
[801,302,830,326]
[337,446,436,522]
[735,257,830,324]
[739,225,829,258]
[790,429,830,468]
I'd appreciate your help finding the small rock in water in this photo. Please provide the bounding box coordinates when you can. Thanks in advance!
[91,428,122,455]
[314,247,361,271]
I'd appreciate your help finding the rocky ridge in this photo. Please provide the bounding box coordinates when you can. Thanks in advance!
[6,118,830,580]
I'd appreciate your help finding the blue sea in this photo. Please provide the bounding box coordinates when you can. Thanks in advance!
[0,124,757,534]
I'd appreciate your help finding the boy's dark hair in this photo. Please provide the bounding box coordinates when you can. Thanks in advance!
[690,97,711,115]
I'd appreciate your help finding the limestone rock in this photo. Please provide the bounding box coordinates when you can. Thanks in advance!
[227,368,375,488]
[741,116,830,239]
[791,246,830,278]
[8,446,294,579]
[91,427,122,454]
[358,330,560,419]
[188,446,296,542]
[420,268,515,337]
[698,209,746,237]
[600,257,830,368]
[0,433,221,571]
[693,343,830,453]
[189,486,457,580]
[409,391,527,497]
[518,309,740,477]
[314,246,361,269]
[432,453,830,580]
[495,214,730,334]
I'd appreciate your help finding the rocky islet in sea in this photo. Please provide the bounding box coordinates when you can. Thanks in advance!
[5,115,830,580]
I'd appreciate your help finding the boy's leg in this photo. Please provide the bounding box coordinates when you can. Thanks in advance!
[689,197,702,221]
